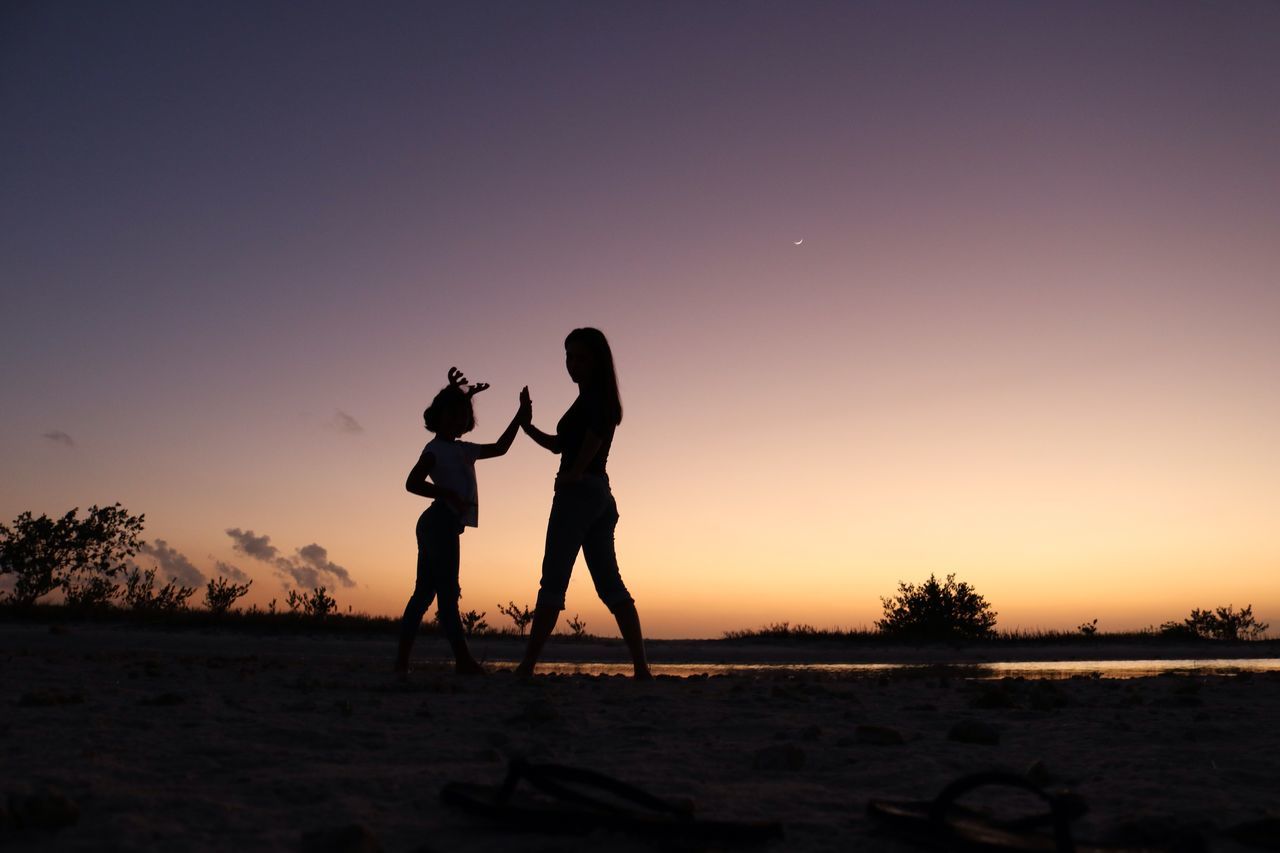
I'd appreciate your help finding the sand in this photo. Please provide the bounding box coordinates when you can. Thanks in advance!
[3,623,1278,851]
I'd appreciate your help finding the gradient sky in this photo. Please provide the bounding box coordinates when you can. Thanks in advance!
[3,2,1278,638]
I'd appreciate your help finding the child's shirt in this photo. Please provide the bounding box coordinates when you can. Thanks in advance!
[423,437,480,527]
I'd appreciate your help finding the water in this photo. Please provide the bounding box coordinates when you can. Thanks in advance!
[519,658,1280,679]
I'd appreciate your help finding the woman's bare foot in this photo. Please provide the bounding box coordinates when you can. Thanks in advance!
[455,659,487,676]
[513,662,534,678]
[633,665,653,681]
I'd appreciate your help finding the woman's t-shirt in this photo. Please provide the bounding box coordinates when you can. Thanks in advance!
[555,388,616,476]
[423,437,480,527]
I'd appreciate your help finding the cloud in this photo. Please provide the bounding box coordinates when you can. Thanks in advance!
[276,542,356,590]
[43,430,74,447]
[138,539,206,586]
[330,410,364,435]
[225,528,279,562]
[212,560,251,583]
[226,527,355,591]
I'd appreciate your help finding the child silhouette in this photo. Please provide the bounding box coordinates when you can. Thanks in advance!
[396,367,529,676]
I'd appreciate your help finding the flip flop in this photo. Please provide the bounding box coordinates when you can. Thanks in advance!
[868,770,1171,852]
[441,756,783,843]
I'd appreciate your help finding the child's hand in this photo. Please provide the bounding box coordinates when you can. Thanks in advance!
[518,386,532,425]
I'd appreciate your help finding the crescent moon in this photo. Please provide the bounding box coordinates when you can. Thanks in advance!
[793,239,804,245]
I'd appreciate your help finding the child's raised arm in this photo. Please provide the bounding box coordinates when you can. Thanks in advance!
[472,386,531,460]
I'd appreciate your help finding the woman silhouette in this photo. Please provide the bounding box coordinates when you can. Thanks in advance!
[514,328,651,678]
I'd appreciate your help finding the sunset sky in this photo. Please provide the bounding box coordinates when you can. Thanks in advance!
[3,2,1278,638]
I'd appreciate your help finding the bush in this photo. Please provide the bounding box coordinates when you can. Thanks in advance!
[460,609,488,637]
[203,576,253,616]
[877,573,997,641]
[1162,604,1268,641]
[123,567,197,612]
[0,504,145,606]
[286,586,337,618]
[565,614,588,638]
[497,601,534,635]
[63,575,121,610]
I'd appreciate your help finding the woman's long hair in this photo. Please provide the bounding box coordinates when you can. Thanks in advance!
[566,327,622,426]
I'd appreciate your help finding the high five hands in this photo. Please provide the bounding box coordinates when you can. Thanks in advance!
[518,386,532,426]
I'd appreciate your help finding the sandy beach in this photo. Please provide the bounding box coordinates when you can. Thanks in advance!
[3,623,1278,851]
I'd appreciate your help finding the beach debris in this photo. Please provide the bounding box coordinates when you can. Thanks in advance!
[854,724,906,746]
[298,822,382,853]
[18,688,84,707]
[751,743,806,771]
[948,719,1000,745]
[6,788,79,830]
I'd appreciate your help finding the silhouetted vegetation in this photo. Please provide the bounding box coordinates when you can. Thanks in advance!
[204,576,254,616]
[497,601,534,635]
[1160,605,1268,641]
[461,609,488,637]
[0,504,145,606]
[565,614,588,638]
[1077,619,1099,636]
[877,573,998,640]
[286,586,338,618]
[124,567,197,612]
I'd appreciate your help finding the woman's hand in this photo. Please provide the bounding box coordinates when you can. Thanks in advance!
[518,386,532,426]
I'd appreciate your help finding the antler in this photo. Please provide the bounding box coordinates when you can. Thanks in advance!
[447,366,490,398]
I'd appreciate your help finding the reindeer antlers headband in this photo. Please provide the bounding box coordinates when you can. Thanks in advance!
[447,366,489,398]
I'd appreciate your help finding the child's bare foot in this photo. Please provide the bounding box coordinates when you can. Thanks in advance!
[455,659,486,676]
[633,665,653,681]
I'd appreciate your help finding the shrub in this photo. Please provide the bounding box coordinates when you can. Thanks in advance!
[286,586,337,618]
[497,601,534,635]
[63,575,121,610]
[565,614,588,638]
[1078,619,1098,637]
[877,573,997,641]
[460,609,488,637]
[1163,605,1268,641]
[123,567,197,612]
[0,504,145,606]
[203,576,253,616]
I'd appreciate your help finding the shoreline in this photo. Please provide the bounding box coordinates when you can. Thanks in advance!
[5,621,1277,666]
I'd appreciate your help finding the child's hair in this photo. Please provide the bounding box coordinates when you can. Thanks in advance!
[423,385,476,434]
